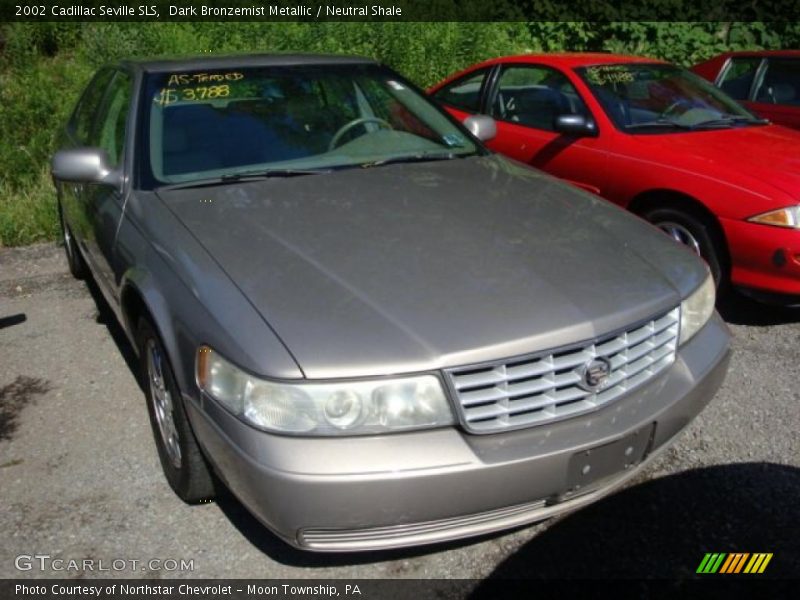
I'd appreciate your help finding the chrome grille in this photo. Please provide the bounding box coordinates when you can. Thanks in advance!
[446,307,680,433]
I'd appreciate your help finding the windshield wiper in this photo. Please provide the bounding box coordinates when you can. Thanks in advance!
[358,151,473,169]
[688,115,770,130]
[626,115,770,132]
[625,120,694,131]
[157,168,331,191]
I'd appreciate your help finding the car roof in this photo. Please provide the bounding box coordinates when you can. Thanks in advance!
[118,53,378,73]
[711,49,800,59]
[471,52,667,70]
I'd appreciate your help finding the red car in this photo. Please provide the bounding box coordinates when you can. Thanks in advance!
[692,50,800,130]
[430,53,800,304]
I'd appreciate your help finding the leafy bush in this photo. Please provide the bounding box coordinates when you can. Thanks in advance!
[1,21,798,246]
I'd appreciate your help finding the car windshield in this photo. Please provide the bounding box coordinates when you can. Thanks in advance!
[141,63,480,187]
[575,63,764,133]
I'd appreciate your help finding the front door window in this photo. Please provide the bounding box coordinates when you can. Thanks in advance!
[490,65,589,131]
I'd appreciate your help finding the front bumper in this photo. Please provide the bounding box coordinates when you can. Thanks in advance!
[721,217,800,299]
[186,312,730,552]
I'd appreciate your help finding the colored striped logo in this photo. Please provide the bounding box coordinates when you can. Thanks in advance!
[696,553,773,574]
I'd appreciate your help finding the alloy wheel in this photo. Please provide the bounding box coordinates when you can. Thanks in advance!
[146,339,182,468]
[656,221,702,256]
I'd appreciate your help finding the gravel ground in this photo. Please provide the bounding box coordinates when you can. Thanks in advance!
[1,242,799,580]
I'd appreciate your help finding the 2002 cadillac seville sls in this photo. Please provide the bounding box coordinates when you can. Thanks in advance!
[51,54,731,551]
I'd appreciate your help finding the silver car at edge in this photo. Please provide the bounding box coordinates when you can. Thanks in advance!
[51,54,730,552]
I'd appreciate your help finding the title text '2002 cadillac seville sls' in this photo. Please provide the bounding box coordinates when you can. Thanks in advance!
[51,54,730,551]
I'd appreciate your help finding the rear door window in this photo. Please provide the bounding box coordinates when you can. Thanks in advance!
[754,58,800,106]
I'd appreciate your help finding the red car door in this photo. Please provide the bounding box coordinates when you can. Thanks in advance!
[483,64,608,196]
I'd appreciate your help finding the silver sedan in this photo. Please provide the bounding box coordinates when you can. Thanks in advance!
[51,54,729,551]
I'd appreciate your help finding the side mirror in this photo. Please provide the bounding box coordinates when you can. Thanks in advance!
[554,114,598,137]
[463,114,497,142]
[51,148,122,188]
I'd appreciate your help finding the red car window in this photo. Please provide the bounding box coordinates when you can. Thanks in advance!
[490,65,589,131]
[433,69,489,113]
[718,57,762,100]
[754,58,800,106]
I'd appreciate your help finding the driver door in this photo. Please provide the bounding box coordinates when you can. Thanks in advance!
[485,64,608,196]
[81,69,132,297]
[61,69,115,262]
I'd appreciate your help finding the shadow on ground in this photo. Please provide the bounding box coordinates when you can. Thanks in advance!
[83,275,141,388]
[0,375,52,442]
[469,463,799,584]
[717,290,800,326]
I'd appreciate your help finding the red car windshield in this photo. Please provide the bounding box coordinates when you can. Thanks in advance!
[576,63,764,133]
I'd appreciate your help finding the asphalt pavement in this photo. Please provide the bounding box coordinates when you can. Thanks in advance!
[1,242,799,580]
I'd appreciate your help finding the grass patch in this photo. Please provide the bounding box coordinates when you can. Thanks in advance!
[0,168,59,247]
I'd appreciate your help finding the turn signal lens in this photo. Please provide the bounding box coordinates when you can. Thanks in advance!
[748,206,800,229]
[196,346,211,390]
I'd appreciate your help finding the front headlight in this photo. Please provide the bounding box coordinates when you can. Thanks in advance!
[679,274,716,345]
[748,206,800,229]
[196,347,454,435]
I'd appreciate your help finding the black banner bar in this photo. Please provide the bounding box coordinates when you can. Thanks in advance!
[2,579,799,600]
[2,0,800,23]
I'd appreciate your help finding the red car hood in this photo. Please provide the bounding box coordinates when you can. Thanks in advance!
[632,124,800,201]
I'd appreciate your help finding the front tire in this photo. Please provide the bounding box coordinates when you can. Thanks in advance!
[643,206,728,292]
[137,319,215,504]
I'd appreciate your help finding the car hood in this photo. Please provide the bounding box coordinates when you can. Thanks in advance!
[631,124,800,200]
[159,155,704,378]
